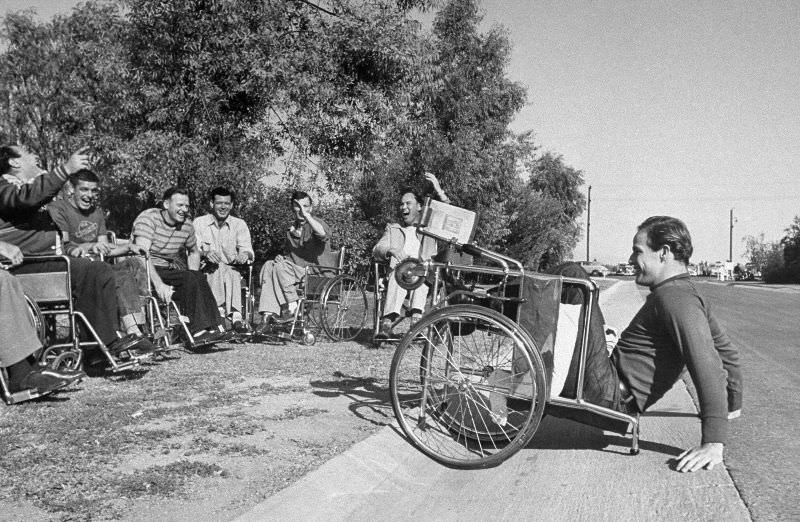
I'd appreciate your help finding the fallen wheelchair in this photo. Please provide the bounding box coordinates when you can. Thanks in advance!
[388,217,640,469]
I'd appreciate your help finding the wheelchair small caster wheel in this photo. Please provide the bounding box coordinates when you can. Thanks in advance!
[630,448,640,456]
[302,332,316,345]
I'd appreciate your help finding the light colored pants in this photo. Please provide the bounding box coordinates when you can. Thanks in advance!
[258,255,305,315]
[383,271,428,317]
[204,263,243,318]
[0,270,42,367]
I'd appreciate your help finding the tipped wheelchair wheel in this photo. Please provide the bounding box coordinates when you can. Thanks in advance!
[390,305,547,469]
[321,275,368,342]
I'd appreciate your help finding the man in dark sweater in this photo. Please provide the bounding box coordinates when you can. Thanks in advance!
[0,145,151,355]
[614,216,742,472]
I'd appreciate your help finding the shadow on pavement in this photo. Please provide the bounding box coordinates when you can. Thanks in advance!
[309,371,393,426]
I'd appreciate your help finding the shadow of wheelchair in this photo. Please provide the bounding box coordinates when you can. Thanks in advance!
[309,371,394,426]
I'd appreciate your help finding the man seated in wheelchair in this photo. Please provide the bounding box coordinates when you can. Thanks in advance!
[0,242,84,400]
[257,190,331,325]
[0,144,156,358]
[48,168,153,341]
[132,187,230,344]
[194,187,254,334]
[373,172,450,338]
[557,216,741,472]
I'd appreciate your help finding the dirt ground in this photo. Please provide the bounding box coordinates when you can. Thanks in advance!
[0,336,398,521]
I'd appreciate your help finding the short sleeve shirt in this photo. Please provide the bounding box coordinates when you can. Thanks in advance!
[132,208,196,267]
[47,198,107,244]
[285,218,331,268]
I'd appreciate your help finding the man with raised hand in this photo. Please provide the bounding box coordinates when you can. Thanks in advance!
[373,172,450,338]
[257,190,331,326]
[194,186,254,333]
[0,144,149,356]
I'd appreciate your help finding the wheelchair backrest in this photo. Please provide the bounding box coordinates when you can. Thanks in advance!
[10,256,73,310]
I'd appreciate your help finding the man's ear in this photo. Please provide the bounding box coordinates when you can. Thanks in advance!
[162,199,169,210]
[660,245,672,261]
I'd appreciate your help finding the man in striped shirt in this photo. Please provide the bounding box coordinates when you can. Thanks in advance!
[132,187,227,344]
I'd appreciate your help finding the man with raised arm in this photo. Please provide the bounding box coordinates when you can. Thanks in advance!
[194,187,254,333]
[373,172,450,338]
[132,187,228,344]
[257,190,332,326]
[0,144,151,356]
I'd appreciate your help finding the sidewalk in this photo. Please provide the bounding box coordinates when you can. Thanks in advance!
[237,281,750,522]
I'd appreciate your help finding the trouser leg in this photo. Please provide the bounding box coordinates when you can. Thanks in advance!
[408,284,429,312]
[383,271,407,317]
[0,270,41,367]
[274,256,304,303]
[156,268,220,332]
[69,258,119,344]
[258,260,281,315]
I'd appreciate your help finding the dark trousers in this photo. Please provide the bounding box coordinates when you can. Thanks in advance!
[12,257,119,344]
[155,267,220,332]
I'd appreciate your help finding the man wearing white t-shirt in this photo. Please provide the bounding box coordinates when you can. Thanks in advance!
[372,173,449,338]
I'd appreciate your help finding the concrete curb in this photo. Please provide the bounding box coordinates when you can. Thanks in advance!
[236,281,750,522]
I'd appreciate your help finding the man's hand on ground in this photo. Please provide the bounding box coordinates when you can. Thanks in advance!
[675,442,723,472]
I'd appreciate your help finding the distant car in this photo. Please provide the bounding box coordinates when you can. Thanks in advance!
[578,261,609,278]
[615,263,635,276]
[687,263,698,276]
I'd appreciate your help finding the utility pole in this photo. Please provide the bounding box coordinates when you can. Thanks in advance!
[729,208,734,262]
[586,185,592,262]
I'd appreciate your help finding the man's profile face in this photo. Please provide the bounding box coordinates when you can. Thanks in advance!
[210,194,233,221]
[629,230,664,288]
[292,196,312,224]
[164,194,190,224]
[11,146,45,182]
[399,192,421,226]
[71,180,100,212]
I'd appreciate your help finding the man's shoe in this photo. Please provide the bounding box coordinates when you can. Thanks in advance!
[232,321,252,335]
[106,334,144,355]
[14,368,75,394]
[129,337,158,356]
[272,309,296,325]
[376,318,394,339]
[192,330,228,345]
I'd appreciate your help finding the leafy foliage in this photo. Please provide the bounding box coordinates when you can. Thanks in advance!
[1,0,586,268]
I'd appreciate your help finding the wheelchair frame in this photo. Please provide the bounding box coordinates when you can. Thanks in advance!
[388,232,640,469]
[5,255,149,374]
[256,247,368,345]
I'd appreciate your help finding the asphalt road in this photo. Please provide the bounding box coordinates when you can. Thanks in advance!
[691,281,800,522]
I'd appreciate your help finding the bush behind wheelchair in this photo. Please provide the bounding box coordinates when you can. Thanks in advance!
[388,207,640,469]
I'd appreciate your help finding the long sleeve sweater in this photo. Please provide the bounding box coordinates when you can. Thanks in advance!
[616,273,743,444]
[0,166,69,255]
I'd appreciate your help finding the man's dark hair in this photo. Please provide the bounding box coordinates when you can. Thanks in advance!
[68,169,100,186]
[637,216,693,265]
[162,186,190,202]
[290,190,312,205]
[209,186,235,203]
[0,145,21,175]
[399,186,423,205]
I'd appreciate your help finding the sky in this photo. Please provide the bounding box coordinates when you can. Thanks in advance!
[3,0,799,265]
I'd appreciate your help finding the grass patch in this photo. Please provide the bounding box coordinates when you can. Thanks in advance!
[115,461,225,498]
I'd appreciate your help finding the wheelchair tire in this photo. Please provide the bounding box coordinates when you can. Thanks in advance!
[390,304,547,469]
[24,294,46,346]
[320,274,368,342]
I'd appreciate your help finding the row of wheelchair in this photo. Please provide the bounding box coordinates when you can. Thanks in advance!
[0,233,422,405]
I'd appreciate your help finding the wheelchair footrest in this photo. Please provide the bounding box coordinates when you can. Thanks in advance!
[4,388,48,404]
[109,359,141,373]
